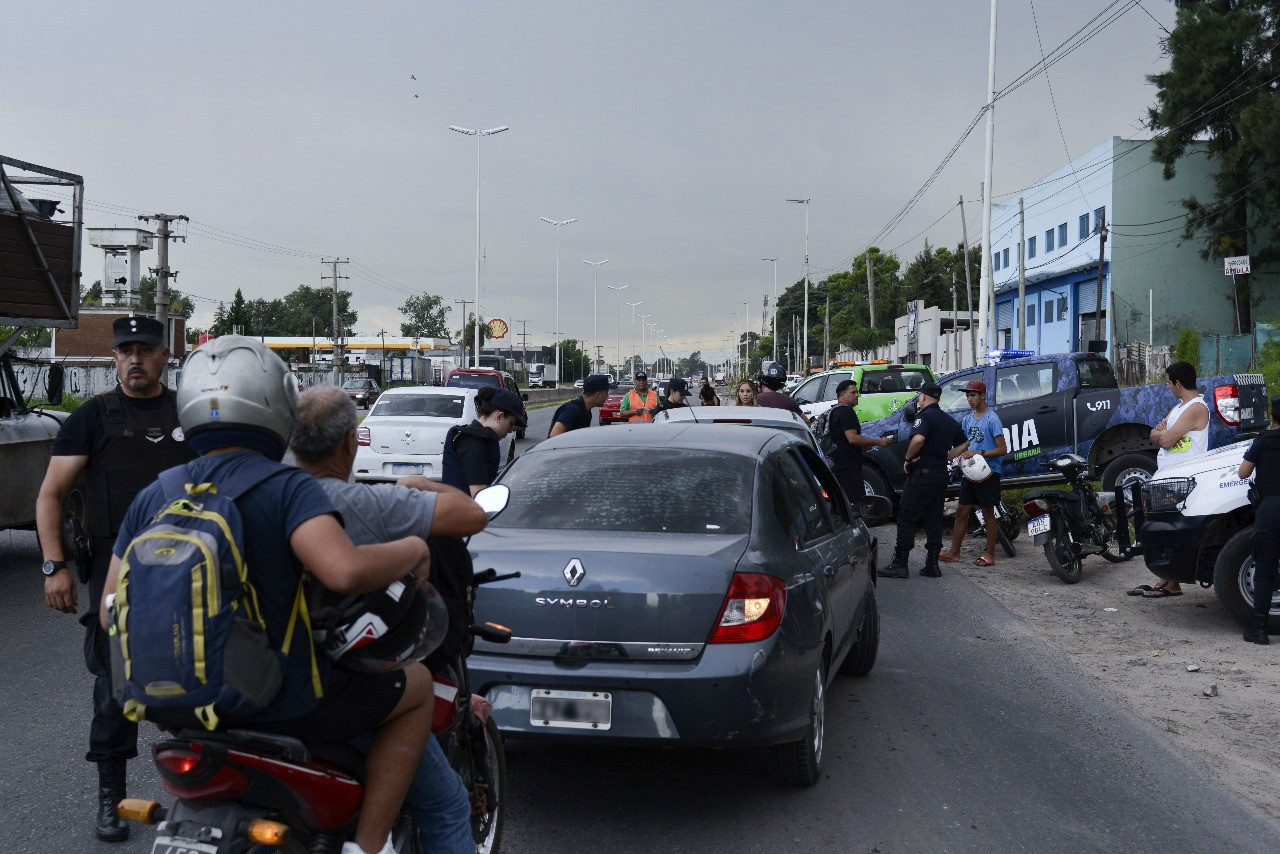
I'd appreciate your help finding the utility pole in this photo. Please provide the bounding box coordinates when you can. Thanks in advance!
[137,213,188,353]
[1018,197,1026,350]
[517,319,529,367]
[762,257,778,362]
[960,193,975,364]
[787,199,811,373]
[823,289,830,366]
[1093,214,1108,343]
[321,258,349,382]
[865,254,877,329]
[978,0,999,355]
[453,298,473,367]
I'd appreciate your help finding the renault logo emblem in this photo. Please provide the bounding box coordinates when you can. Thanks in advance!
[563,559,585,587]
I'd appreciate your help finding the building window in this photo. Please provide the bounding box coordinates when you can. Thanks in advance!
[1044,298,1053,323]
[1094,206,1106,232]
[1079,214,1090,241]
[1026,303,1037,326]
[1045,228,1055,252]
[1058,223,1067,246]
[1058,296,1068,321]
[1028,236,1036,259]
[993,252,1000,271]
[1002,248,1010,269]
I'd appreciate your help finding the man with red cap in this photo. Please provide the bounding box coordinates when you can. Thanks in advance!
[940,379,1007,567]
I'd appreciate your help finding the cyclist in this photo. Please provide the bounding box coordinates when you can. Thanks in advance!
[98,336,433,854]
[293,384,488,853]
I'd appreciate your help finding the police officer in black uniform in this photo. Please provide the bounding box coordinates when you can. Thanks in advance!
[878,382,968,579]
[657,376,690,413]
[36,316,195,841]
[1237,394,1280,645]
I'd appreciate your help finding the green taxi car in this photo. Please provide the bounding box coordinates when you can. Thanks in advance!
[791,361,936,423]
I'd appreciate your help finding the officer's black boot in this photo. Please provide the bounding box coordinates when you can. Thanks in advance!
[878,548,910,579]
[1243,614,1270,645]
[920,551,942,578]
[95,760,129,842]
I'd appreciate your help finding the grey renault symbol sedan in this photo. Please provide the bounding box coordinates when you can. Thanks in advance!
[468,422,883,785]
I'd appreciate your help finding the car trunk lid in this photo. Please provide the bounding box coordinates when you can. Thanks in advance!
[363,416,457,456]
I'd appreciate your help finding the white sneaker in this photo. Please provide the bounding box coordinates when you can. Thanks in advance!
[340,835,395,854]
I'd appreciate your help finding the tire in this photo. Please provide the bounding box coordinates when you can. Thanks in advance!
[1100,452,1157,493]
[471,716,506,854]
[1100,515,1138,564]
[1043,522,1083,584]
[1213,527,1279,631]
[767,663,825,786]
[840,584,879,676]
[997,524,1017,558]
[861,466,894,527]
[997,500,1021,541]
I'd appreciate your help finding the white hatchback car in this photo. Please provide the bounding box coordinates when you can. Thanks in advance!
[352,386,515,483]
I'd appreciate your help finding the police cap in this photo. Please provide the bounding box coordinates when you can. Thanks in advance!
[112,316,165,348]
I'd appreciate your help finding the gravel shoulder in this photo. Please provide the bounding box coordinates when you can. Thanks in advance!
[929,518,1280,820]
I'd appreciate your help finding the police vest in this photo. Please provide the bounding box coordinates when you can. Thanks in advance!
[625,389,658,422]
[1255,430,1280,497]
[441,424,500,492]
[86,387,194,539]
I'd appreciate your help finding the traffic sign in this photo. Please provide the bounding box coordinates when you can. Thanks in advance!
[1224,255,1251,275]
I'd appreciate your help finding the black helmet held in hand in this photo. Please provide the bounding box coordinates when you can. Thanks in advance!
[757,361,787,390]
[312,577,448,673]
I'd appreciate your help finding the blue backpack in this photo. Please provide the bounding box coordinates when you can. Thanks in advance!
[109,460,319,731]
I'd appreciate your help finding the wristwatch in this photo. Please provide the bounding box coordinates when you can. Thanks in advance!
[41,559,67,577]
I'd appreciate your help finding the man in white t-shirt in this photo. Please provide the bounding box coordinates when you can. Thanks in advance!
[1134,360,1209,599]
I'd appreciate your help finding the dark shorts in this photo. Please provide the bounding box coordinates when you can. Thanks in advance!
[958,472,1001,508]
[248,668,409,743]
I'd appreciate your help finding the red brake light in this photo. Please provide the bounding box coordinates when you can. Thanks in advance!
[155,744,249,801]
[156,748,200,775]
[1214,385,1240,426]
[1023,498,1049,516]
[709,573,786,644]
[356,426,371,446]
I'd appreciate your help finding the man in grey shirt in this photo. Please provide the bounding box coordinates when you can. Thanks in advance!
[292,385,488,854]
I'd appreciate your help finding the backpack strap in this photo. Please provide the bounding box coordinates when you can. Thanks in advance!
[156,457,281,503]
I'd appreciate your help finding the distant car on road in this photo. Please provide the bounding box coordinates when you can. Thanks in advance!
[341,377,381,409]
[468,423,883,785]
[599,384,634,425]
[353,386,515,482]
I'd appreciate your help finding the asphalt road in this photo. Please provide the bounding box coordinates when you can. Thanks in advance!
[3,402,1275,852]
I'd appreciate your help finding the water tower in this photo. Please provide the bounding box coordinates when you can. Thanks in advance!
[87,228,155,306]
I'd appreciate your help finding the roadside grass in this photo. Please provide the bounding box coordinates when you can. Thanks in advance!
[27,394,89,413]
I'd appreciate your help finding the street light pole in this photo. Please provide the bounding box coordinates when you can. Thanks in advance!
[540,216,578,379]
[786,198,811,374]
[450,124,509,367]
[626,301,642,377]
[762,257,778,363]
[583,258,610,372]
[637,314,651,374]
[607,284,628,375]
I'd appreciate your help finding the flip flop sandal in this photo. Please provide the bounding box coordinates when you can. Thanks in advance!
[1126,585,1156,596]
[938,553,960,563]
[974,556,995,567]
[1142,587,1183,598]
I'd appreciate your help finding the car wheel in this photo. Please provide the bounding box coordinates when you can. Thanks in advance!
[767,662,825,786]
[861,466,894,527]
[1214,527,1279,630]
[1100,452,1156,493]
[839,583,879,676]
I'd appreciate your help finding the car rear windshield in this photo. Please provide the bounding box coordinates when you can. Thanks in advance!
[342,380,368,389]
[371,394,466,418]
[491,449,754,534]
[1075,358,1118,389]
[447,373,500,389]
[861,368,932,394]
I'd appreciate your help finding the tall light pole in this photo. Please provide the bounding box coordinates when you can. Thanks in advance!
[607,284,628,374]
[540,216,577,378]
[449,124,509,367]
[583,258,610,372]
[742,301,750,377]
[637,314,651,374]
[762,257,778,363]
[787,198,811,374]
[626,301,642,377]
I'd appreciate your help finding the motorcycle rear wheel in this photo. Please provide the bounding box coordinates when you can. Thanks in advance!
[470,716,506,854]
[1044,532,1083,584]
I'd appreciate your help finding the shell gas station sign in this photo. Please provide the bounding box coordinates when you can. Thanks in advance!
[487,318,509,339]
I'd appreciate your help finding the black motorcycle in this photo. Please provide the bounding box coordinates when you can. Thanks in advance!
[1022,453,1143,584]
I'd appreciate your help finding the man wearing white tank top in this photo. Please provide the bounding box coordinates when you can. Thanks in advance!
[1136,361,1209,598]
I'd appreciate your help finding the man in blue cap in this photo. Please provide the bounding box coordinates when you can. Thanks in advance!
[36,315,195,841]
[550,373,610,437]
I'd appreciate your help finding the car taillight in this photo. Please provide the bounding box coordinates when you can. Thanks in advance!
[356,426,371,446]
[708,572,786,644]
[1023,498,1049,516]
[155,743,249,801]
[1214,385,1240,426]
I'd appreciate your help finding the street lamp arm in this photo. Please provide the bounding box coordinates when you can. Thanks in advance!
[448,126,477,135]
[481,126,510,135]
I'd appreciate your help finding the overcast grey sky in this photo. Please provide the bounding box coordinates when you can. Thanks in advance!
[10,1,1175,363]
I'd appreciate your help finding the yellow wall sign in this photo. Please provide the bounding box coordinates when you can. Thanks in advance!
[487,318,509,339]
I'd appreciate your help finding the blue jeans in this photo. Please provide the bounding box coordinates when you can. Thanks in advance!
[408,734,474,854]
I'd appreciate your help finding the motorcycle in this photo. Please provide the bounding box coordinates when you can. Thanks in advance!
[1022,453,1143,584]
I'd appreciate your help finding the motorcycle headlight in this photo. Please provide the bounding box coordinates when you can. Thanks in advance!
[1141,477,1195,513]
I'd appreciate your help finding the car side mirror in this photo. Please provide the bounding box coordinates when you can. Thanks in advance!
[900,399,918,420]
[46,364,64,406]
[474,484,510,518]
[794,395,810,405]
[859,494,893,519]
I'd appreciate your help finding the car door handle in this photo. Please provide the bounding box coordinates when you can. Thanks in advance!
[1036,405,1057,414]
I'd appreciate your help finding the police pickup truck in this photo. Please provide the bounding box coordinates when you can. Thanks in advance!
[1140,440,1276,630]
[855,351,1268,525]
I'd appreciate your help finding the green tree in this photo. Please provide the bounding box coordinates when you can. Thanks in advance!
[278,284,356,337]
[137,276,195,316]
[1147,0,1280,329]
[81,279,103,306]
[556,338,589,382]
[1173,327,1201,371]
[399,293,449,338]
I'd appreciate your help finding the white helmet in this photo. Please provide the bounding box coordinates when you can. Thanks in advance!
[178,335,298,454]
[961,454,992,483]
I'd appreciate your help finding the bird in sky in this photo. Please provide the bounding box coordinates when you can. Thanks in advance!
[410,74,416,80]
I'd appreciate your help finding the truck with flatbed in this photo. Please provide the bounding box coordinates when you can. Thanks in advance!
[854,351,1268,525]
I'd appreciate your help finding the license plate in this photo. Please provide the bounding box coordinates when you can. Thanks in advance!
[530,688,612,730]
[153,837,219,854]
[1028,514,1051,536]
[391,463,424,475]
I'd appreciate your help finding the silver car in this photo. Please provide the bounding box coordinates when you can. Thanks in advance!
[468,423,883,785]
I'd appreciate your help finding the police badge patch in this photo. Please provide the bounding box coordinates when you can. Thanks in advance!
[913,418,923,428]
